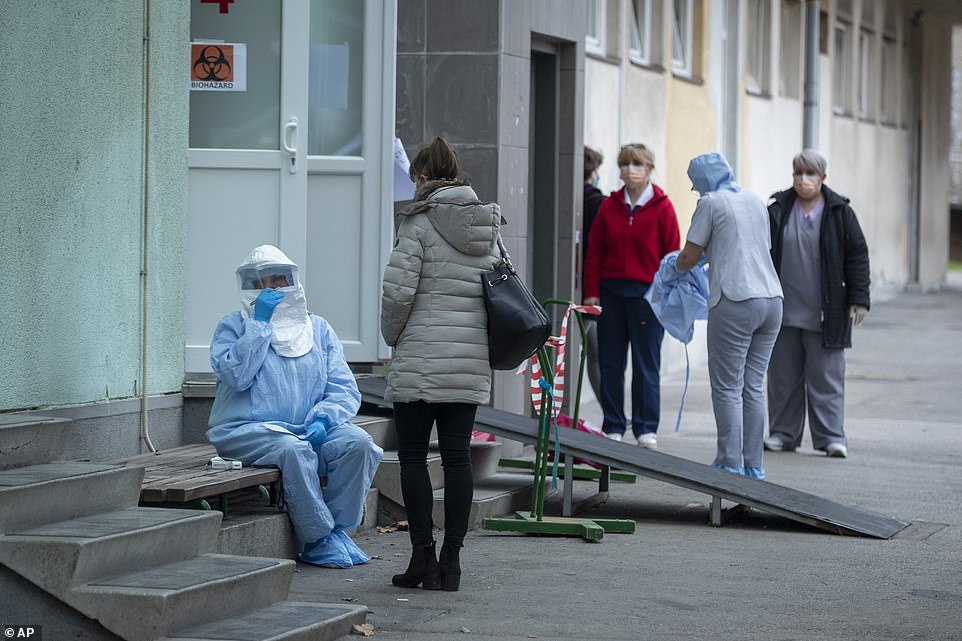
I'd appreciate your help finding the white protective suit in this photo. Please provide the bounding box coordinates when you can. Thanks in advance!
[207,245,383,567]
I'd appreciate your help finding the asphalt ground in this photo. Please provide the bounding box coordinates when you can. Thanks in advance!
[289,281,962,641]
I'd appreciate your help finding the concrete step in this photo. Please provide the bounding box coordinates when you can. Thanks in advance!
[0,507,222,592]
[372,440,502,508]
[70,553,295,641]
[431,472,534,530]
[0,415,72,470]
[353,412,396,451]
[0,462,144,533]
[159,601,367,641]
[467,440,502,479]
[372,450,443,506]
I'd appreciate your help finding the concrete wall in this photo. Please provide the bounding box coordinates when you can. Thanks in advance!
[396,0,587,421]
[0,1,190,414]
[917,18,953,288]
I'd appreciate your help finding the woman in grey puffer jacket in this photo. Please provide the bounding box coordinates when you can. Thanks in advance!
[381,137,501,592]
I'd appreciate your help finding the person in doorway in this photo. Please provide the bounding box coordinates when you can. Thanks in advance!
[381,137,502,592]
[207,245,383,568]
[765,150,870,458]
[584,143,680,449]
[582,146,606,400]
[676,153,783,479]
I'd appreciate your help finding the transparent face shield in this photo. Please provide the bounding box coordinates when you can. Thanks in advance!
[237,265,298,291]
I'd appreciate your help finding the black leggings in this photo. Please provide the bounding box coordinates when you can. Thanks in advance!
[393,401,477,548]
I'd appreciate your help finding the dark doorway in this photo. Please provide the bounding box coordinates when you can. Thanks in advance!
[528,44,560,308]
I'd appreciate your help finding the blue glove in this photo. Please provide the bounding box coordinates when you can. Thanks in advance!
[253,288,285,322]
[305,419,328,447]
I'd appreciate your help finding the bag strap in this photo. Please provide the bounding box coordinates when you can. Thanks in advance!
[496,235,515,273]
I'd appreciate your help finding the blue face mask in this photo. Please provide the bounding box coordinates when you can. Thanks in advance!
[592,175,600,188]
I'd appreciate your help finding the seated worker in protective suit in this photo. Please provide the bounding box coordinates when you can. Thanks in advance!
[207,245,383,568]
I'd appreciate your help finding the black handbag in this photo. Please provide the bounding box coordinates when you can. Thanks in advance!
[481,236,551,370]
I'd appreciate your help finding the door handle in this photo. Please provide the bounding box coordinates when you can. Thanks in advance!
[283,117,298,173]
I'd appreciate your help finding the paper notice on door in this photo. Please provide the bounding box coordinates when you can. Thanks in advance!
[190,42,247,91]
[394,137,416,202]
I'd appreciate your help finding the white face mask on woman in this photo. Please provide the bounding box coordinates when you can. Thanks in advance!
[619,163,650,190]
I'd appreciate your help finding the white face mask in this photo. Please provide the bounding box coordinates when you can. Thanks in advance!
[619,164,650,189]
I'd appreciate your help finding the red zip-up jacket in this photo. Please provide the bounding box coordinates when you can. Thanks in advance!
[584,184,680,299]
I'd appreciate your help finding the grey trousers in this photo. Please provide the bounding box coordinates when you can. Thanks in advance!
[767,326,847,450]
[707,296,783,470]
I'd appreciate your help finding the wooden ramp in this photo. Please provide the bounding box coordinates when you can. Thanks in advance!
[357,376,909,539]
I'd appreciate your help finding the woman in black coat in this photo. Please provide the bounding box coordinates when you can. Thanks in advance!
[765,150,870,459]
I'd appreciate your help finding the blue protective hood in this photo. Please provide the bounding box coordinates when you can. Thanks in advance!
[687,153,741,196]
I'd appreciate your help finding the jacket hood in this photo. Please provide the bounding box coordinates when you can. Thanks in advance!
[401,184,501,256]
[687,153,741,196]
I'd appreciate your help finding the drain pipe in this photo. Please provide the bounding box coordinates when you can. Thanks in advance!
[907,9,924,284]
[140,0,158,454]
[802,0,820,148]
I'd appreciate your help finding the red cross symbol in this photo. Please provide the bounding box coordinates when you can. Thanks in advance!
[201,0,234,14]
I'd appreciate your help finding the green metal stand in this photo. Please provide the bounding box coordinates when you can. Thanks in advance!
[498,457,637,483]
[483,300,635,541]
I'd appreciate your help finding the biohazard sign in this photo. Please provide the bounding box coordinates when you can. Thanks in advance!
[190,42,247,91]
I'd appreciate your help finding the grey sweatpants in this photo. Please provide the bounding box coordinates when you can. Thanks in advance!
[766,326,847,450]
[707,296,783,470]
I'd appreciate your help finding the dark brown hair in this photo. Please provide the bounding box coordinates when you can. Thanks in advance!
[584,146,604,181]
[410,137,460,181]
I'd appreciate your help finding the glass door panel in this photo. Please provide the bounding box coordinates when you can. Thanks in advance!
[307,0,365,156]
[189,0,281,149]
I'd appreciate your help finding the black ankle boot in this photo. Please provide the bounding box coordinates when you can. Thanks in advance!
[438,544,461,591]
[392,542,441,590]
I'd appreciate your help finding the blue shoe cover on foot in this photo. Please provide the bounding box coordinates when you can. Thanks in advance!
[713,464,744,475]
[743,467,766,480]
[334,531,370,565]
[300,533,353,568]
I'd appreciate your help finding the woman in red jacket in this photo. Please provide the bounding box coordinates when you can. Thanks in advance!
[584,143,680,448]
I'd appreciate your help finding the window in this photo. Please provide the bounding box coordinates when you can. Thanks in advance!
[672,0,693,76]
[856,28,873,118]
[880,37,898,124]
[778,0,802,99]
[629,0,651,64]
[746,0,771,95]
[586,0,606,55]
[832,21,852,114]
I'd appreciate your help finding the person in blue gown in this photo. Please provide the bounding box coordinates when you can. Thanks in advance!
[207,245,383,568]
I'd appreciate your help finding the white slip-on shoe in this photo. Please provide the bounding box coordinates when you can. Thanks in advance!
[764,436,795,452]
[637,433,657,449]
[606,432,624,442]
[826,442,848,458]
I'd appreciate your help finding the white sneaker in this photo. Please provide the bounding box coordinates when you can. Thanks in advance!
[826,442,848,458]
[763,436,795,452]
[637,433,657,449]
[606,432,624,442]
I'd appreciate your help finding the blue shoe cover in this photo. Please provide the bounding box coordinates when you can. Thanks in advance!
[299,533,353,568]
[713,464,744,475]
[334,531,370,565]
[743,467,766,480]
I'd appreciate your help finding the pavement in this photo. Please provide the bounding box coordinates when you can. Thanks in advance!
[289,281,962,641]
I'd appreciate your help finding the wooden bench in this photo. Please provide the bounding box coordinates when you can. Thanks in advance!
[123,444,281,514]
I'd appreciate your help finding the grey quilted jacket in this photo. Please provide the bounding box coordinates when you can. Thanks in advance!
[381,184,502,403]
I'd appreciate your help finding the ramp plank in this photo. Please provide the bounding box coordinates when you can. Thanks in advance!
[357,375,909,539]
